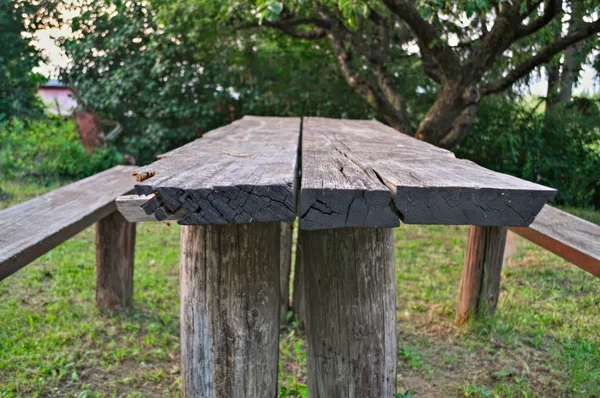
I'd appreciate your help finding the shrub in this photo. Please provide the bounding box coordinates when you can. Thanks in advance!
[0,116,121,181]
[456,97,600,209]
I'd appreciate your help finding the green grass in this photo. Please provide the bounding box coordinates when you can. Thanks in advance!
[1,181,599,397]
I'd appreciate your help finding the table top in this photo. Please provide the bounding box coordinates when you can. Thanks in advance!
[134,116,300,224]
[133,116,556,229]
[300,117,556,229]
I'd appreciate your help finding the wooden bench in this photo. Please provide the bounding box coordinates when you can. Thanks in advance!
[119,116,556,398]
[511,204,600,277]
[0,165,136,312]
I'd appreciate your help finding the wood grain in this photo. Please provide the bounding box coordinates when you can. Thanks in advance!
[134,116,300,225]
[0,166,135,281]
[291,232,305,326]
[456,225,508,325]
[279,222,294,324]
[301,117,556,229]
[511,205,600,277]
[116,194,183,222]
[180,223,280,398]
[96,211,136,312]
[300,227,396,398]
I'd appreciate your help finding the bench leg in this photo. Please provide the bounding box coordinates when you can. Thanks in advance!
[456,225,508,325]
[180,223,280,398]
[95,211,136,312]
[280,222,294,324]
[300,228,396,398]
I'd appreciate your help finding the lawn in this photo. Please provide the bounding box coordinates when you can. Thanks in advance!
[1,180,599,397]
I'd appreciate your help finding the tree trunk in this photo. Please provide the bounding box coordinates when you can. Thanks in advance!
[414,82,478,149]
[546,63,561,113]
[456,225,508,325]
[557,1,585,103]
[301,227,396,398]
[280,222,294,324]
[95,211,136,313]
[180,223,280,398]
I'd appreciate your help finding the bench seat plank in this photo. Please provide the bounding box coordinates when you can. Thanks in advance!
[301,117,557,229]
[0,166,135,280]
[511,205,600,277]
[133,116,300,225]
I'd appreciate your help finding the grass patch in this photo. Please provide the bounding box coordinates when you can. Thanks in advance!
[1,181,599,397]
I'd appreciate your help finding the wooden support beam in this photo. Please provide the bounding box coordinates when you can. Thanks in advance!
[95,211,136,312]
[300,227,396,397]
[291,235,305,327]
[456,226,508,325]
[280,222,294,324]
[180,223,280,398]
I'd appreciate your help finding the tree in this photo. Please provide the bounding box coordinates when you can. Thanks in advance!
[0,0,57,120]
[546,0,596,113]
[62,0,381,163]
[199,0,600,148]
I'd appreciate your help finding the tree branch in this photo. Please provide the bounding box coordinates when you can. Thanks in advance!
[482,18,600,95]
[381,0,461,79]
[464,3,525,82]
[418,40,443,83]
[513,0,562,40]
[318,7,414,134]
[244,17,329,40]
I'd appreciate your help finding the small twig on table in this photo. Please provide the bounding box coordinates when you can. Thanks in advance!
[220,149,253,157]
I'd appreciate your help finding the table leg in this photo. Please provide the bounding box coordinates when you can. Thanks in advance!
[180,223,280,398]
[95,211,136,313]
[300,228,396,398]
[456,225,508,325]
[292,232,305,326]
[280,222,294,324]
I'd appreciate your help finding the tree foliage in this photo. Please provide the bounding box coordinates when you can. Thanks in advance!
[0,116,119,180]
[177,0,600,148]
[62,0,381,163]
[457,96,600,208]
[0,0,60,120]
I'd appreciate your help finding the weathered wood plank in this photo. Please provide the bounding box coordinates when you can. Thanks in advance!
[291,233,305,326]
[0,166,135,280]
[301,227,396,397]
[456,225,508,325]
[511,205,600,277]
[96,211,136,312]
[280,222,294,324]
[116,194,183,222]
[180,223,280,397]
[300,118,556,229]
[134,116,300,225]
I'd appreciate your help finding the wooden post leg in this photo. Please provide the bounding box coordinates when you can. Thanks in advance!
[300,228,396,398]
[291,232,305,326]
[280,222,294,324]
[95,211,136,312]
[180,223,280,398]
[456,225,508,325]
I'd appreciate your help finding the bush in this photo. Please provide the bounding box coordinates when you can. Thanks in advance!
[456,97,600,209]
[0,116,121,181]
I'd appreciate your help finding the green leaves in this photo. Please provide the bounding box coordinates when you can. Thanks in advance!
[0,117,120,180]
[257,1,284,23]
[0,0,50,121]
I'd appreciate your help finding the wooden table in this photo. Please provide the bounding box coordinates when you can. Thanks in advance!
[126,116,556,398]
